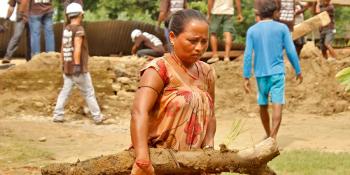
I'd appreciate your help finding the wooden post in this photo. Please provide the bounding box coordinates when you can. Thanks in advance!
[292,11,330,40]
[41,138,280,175]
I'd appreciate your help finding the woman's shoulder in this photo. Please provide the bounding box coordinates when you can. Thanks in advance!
[141,56,169,84]
[197,60,214,74]
[144,56,168,70]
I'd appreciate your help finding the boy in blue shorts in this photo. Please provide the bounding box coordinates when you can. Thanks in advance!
[243,0,303,139]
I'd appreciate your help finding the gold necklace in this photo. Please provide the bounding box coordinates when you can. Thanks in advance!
[171,53,199,80]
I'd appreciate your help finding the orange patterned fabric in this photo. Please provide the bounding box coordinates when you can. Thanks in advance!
[140,55,216,151]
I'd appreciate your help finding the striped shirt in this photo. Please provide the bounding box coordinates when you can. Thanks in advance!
[279,0,294,21]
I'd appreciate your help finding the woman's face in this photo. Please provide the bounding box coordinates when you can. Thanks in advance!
[170,20,209,65]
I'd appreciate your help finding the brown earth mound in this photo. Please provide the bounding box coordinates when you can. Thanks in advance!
[0,53,145,120]
[0,50,349,120]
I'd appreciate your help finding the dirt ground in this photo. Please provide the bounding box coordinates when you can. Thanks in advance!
[0,45,350,174]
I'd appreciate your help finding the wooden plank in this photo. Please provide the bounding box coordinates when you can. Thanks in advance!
[42,138,280,175]
[301,0,350,6]
[201,50,244,59]
[292,11,330,40]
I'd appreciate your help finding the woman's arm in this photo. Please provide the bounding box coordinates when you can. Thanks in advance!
[131,68,164,162]
[202,67,216,148]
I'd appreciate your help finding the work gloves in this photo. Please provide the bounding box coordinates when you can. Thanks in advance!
[16,12,28,22]
[73,64,81,76]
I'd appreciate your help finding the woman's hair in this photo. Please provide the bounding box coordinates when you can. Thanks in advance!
[168,9,208,36]
[258,0,278,19]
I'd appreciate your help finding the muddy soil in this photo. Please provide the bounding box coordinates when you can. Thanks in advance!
[0,47,350,174]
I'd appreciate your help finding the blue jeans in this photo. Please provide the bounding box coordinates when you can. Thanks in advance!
[29,12,55,56]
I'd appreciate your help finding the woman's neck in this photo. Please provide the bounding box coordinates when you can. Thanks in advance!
[171,53,194,68]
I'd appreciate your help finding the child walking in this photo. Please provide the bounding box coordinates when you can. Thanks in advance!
[53,3,104,124]
[243,0,303,139]
[316,0,337,60]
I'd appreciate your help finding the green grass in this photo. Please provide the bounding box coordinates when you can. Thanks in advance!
[269,150,350,175]
[0,140,53,167]
[222,150,350,175]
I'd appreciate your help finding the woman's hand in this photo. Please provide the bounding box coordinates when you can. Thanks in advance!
[130,160,155,175]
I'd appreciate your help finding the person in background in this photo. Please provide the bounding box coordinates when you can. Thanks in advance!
[53,3,104,124]
[316,0,337,60]
[243,0,302,140]
[130,9,216,174]
[207,0,243,63]
[276,0,295,32]
[131,29,165,59]
[294,0,307,56]
[2,0,31,64]
[29,0,55,56]
[157,0,188,52]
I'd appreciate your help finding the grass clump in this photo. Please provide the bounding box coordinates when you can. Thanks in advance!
[221,150,350,175]
[0,141,53,167]
[269,150,350,175]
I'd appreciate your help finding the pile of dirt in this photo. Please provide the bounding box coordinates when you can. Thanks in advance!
[0,53,146,120]
[214,49,350,116]
[0,49,349,120]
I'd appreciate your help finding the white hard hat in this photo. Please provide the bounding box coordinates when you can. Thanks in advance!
[66,3,84,17]
[131,29,142,42]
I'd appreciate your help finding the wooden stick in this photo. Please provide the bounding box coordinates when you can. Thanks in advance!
[41,138,279,175]
[292,11,330,40]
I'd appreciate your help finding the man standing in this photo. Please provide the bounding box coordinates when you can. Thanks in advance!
[29,0,55,56]
[276,0,295,31]
[207,0,243,63]
[157,0,187,52]
[243,0,302,139]
[2,0,31,64]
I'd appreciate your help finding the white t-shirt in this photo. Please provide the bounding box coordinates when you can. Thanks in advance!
[143,32,163,46]
[211,0,234,15]
[170,0,185,14]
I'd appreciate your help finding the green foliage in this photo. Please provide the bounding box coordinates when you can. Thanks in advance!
[223,119,245,146]
[98,0,158,20]
[336,67,350,91]
[269,150,350,175]
[0,140,53,165]
[223,150,350,175]
[53,0,64,22]
[233,0,255,43]
[56,1,349,42]
[334,7,350,38]
[188,0,208,14]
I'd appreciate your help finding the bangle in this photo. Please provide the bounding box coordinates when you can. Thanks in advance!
[135,159,151,169]
[203,145,214,149]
